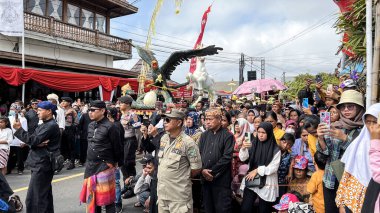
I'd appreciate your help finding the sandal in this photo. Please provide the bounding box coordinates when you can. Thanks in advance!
[134,202,143,207]
[10,195,23,212]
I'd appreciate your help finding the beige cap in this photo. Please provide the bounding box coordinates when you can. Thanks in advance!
[163,108,185,119]
[337,89,364,108]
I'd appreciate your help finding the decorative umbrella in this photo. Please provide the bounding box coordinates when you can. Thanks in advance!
[232,79,287,95]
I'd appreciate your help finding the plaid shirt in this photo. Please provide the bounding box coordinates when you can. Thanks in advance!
[316,128,361,189]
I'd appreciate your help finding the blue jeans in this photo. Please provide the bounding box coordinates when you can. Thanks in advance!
[137,191,150,206]
[115,168,122,205]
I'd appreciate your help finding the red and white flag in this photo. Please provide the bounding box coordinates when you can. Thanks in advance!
[189,5,212,73]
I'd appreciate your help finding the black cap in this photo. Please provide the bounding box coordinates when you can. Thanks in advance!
[118,95,134,104]
[139,154,155,165]
[90,100,106,109]
[61,97,73,103]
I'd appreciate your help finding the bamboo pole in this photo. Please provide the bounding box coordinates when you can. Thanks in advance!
[372,1,380,103]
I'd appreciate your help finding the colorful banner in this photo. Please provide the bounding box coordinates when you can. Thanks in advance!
[0,0,24,36]
[189,5,212,73]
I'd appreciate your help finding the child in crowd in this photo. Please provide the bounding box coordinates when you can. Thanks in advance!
[288,155,310,202]
[273,192,300,213]
[307,151,327,213]
[277,133,295,200]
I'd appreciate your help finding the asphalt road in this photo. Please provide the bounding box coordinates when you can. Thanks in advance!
[6,160,145,213]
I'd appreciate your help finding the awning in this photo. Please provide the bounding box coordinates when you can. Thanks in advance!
[0,66,127,101]
[0,66,192,101]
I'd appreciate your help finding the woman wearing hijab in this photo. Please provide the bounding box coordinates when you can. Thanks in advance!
[264,111,285,145]
[185,111,202,144]
[317,90,365,213]
[335,103,380,213]
[362,108,380,213]
[239,122,281,213]
[232,118,249,178]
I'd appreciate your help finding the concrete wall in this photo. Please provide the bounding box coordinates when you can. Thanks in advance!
[0,36,114,68]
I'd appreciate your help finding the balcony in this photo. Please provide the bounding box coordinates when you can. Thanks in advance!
[25,12,132,55]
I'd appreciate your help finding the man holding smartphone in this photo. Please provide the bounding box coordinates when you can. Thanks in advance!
[13,101,60,213]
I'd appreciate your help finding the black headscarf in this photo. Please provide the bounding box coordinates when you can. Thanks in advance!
[248,122,280,187]
[249,122,279,169]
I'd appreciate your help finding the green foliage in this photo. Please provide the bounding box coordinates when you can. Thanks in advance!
[334,0,372,64]
[282,72,340,100]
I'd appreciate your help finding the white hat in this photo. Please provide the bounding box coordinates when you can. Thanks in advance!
[47,93,59,103]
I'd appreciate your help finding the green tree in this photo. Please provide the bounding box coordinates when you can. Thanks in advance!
[282,72,340,100]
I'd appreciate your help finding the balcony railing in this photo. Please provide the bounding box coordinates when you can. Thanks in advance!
[24,12,132,55]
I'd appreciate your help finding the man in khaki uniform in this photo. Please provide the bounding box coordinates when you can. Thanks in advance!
[157,109,202,213]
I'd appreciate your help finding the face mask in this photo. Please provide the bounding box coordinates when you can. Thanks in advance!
[8,111,16,116]
[285,128,295,134]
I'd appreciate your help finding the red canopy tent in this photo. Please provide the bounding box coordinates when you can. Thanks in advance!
[0,66,192,101]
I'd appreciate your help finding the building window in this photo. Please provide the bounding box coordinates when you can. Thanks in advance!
[67,4,80,26]
[47,0,62,20]
[81,9,94,29]
[95,14,106,33]
[25,0,45,16]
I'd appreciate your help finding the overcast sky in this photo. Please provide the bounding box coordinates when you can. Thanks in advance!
[112,0,341,83]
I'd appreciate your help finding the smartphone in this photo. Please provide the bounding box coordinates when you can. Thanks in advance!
[320,112,331,129]
[327,84,333,92]
[315,75,323,83]
[15,113,19,120]
[244,132,251,143]
[302,98,309,109]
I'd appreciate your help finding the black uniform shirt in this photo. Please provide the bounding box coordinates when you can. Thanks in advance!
[199,127,234,187]
[15,118,60,171]
[85,117,122,178]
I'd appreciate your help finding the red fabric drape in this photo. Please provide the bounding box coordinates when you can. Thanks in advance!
[0,66,139,101]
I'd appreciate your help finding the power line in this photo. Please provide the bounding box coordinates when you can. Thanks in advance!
[256,11,337,56]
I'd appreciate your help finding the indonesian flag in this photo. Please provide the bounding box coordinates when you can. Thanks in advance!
[189,5,212,73]
[0,0,24,36]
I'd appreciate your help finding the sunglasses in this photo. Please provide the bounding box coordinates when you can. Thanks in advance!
[164,117,178,123]
[339,103,355,111]
[88,108,101,112]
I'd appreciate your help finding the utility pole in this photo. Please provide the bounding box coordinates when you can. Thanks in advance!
[282,72,285,83]
[239,53,245,85]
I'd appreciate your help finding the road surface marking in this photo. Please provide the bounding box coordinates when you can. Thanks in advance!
[13,172,84,193]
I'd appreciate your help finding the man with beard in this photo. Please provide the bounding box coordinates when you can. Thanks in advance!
[199,108,234,213]
[13,101,61,213]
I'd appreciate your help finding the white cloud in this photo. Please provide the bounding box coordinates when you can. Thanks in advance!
[113,0,342,83]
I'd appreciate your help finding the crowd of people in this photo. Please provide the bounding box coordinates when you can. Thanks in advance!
[0,78,379,213]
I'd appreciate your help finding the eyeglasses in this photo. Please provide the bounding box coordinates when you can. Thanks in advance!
[88,108,100,112]
[339,103,355,111]
[31,103,38,105]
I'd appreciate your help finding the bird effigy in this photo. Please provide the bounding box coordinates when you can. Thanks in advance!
[187,56,216,107]
[131,44,223,109]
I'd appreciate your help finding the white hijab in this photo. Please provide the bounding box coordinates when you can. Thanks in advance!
[341,103,380,187]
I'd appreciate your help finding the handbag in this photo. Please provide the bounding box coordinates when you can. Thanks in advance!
[245,174,261,188]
